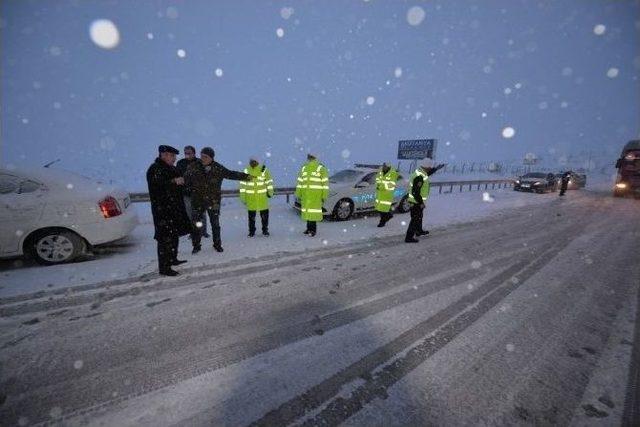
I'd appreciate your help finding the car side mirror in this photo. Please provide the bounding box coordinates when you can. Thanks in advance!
[355,181,370,188]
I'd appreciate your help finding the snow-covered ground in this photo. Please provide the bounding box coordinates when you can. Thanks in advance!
[0,185,597,298]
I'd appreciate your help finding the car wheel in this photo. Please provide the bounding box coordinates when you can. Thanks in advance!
[396,195,411,213]
[332,198,354,221]
[29,229,87,265]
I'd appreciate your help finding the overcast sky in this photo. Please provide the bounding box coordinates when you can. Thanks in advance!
[1,0,639,188]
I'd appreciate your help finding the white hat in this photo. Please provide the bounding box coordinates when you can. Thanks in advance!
[419,158,434,169]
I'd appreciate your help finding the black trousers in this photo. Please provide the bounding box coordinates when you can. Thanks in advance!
[405,204,424,240]
[306,221,317,233]
[157,235,179,272]
[248,209,269,234]
[559,185,567,196]
[191,207,221,247]
[378,211,393,225]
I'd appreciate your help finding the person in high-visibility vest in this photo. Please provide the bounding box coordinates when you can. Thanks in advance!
[405,158,444,243]
[375,163,399,228]
[295,154,329,237]
[239,156,274,237]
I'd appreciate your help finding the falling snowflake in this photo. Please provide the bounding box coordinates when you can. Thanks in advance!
[322,239,328,245]
[414,111,423,120]
[280,7,294,20]
[166,6,179,19]
[265,151,272,158]
[471,260,482,269]
[341,149,351,159]
[561,67,573,77]
[538,101,548,110]
[506,344,515,352]
[276,28,285,38]
[593,24,606,35]
[99,136,116,151]
[366,96,375,105]
[177,49,186,58]
[407,6,426,26]
[171,97,180,104]
[502,127,516,139]
[481,112,487,118]
[504,87,512,95]
[394,67,403,78]
[606,67,619,78]
[482,192,494,203]
[73,360,84,369]
[215,68,224,77]
[21,118,29,124]
[146,32,154,40]
[89,19,120,49]
[401,221,407,226]
[560,101,569,108]
[49,46,62,56]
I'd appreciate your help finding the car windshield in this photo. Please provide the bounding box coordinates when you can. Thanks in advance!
[522,173,547,178]
[329,169,362,183]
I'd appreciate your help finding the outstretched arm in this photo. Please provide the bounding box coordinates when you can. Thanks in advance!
[220,164,251,181]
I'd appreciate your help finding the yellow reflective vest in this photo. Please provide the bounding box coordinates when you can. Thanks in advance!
[407,168,430,204]
[375,167,398,213]
[239,163,274,211]
[295,160,329,221]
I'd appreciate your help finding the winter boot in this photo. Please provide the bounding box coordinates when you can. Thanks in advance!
[159,268,179,276]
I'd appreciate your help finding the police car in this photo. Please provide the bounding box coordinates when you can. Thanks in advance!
[294,164,411,220]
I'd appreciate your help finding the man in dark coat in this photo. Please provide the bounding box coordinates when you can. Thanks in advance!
[146,145,192,276]
[559,171,572,196]
[176,145,210,238]
[184,146,251,253]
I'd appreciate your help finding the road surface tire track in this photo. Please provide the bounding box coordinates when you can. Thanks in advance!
[248,232,577,426]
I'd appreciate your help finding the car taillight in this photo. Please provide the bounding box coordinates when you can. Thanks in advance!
[99,196,122,218]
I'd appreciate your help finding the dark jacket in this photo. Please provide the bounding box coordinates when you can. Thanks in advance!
[146,158,192,240]
[412,163,445,205]
[184,160,250,210]
[176,157,198,177]
[411,175,425,205]
[176,157,199,196]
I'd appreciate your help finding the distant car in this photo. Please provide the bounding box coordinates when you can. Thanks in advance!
[554,172,587,190]
[0,167,138,265]
[514,172,558,193]
[294,164,411,220]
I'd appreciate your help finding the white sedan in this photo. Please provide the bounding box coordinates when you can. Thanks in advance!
[0,167,138,265]
[294,164,411,220]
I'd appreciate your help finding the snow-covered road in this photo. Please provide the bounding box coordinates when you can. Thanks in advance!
[2,186,555,298]
[0,190,638,426]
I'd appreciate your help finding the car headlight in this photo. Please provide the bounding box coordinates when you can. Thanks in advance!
[533,182,541,186]
[615,182,627,189]
[515,180,520,184]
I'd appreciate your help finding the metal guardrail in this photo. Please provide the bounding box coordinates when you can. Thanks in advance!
[130,179,514,204]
